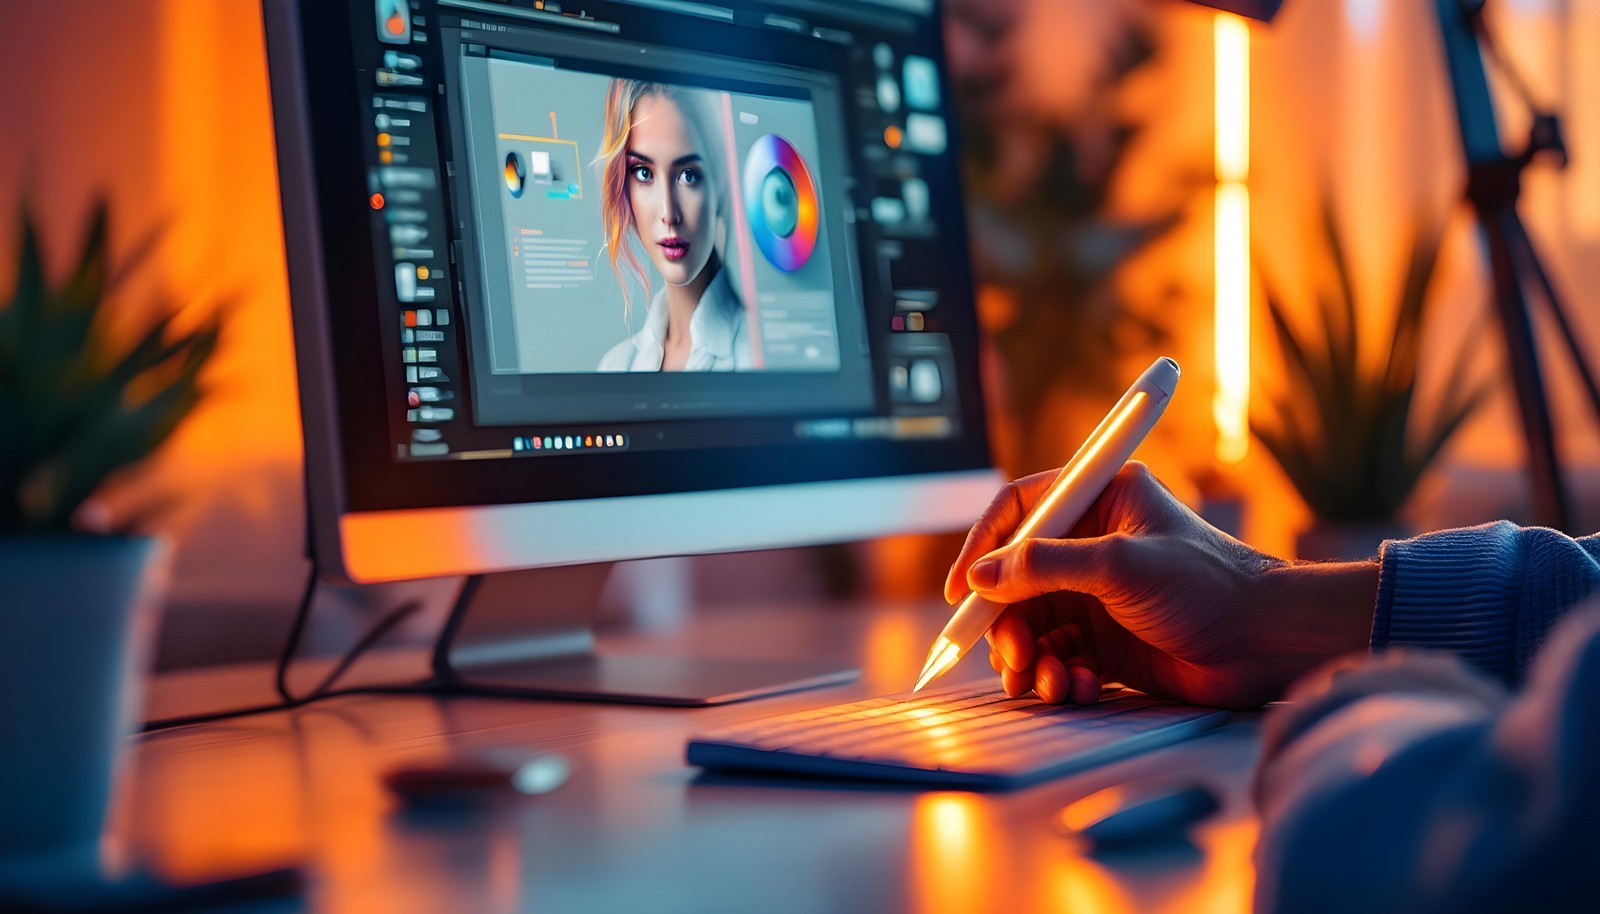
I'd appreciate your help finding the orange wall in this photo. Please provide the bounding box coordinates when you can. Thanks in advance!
[4,0,1599,611]
[1,0,305,606]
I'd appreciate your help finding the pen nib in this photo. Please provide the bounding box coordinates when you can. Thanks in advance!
[913,637,962,693]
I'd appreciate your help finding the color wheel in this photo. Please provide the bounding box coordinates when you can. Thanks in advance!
[742,134,819,272]
[504,152,525,197]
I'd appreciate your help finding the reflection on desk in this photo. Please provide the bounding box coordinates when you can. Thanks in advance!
[127,600,1261,913]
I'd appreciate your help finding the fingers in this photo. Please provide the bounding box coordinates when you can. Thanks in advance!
[944,470,1060,604]
[1033,655,1069,703]
[1000,664,1033,698]
[1069,664,1102,705]
[999,649,1102,706]
[991,608,1037,672]
[991,618,1104,705]
[948,461,1192,606]
[1032,646,1101,702]
[968,534,1137,607]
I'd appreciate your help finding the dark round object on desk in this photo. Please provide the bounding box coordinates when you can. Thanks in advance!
[1058,780,1221,849]
[383,754,570,803]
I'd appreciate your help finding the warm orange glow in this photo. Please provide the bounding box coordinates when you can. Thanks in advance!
[1213,13,1251,466]
[376,132,392,147]
[1169,817,1259,914]
[884,124,903,149]
[1214,184,1250,465]
[369,192,385,210]
[864,533,938,599]
[1214,16,1249,184]
[1047,851,1139,914]
[910,793,986,914]
[862,609,920,682]
[1058,785,1128,833]
[416,266,430,280]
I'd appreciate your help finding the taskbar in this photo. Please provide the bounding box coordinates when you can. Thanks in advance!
[399,413,959,461]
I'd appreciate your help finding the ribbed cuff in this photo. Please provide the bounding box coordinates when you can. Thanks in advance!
[1373,521,1522,684]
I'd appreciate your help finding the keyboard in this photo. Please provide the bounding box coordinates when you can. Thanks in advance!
[687,684,1229,790]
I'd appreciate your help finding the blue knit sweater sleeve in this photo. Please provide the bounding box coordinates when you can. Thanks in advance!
[1374,521,1600,684]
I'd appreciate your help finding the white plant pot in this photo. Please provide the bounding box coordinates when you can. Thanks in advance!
[0,536,165,862]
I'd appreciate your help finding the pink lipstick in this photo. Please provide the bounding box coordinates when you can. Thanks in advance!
[659,237,688,262]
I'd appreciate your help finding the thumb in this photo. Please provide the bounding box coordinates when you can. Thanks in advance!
[967,535,1134,606]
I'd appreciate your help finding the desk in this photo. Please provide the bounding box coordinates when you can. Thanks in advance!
[130,600,1261,913]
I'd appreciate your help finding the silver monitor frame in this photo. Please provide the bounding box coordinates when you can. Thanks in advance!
[264,0,1003,704]
[266,0,1002,587]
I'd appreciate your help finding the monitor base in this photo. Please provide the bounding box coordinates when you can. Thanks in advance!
[429,565,858,707]
[439,653,859,707]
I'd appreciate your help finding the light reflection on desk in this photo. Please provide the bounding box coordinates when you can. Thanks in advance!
[128,702,531,914]
[1048,849,1139,914]
[1173,818,1258,913]
[124,602,1262,913]
[909,793,984,914]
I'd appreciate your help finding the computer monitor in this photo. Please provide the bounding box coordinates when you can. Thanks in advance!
[263,0,1002,704]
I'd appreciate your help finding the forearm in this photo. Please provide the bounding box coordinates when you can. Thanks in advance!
[1253,606,1600,914]
[1252,521,1600,689]
[1253,560,1380,690]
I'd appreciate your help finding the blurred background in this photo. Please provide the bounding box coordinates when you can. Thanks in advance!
[3,0,1598,670]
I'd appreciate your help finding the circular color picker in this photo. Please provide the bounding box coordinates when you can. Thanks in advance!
[742,134,819,272]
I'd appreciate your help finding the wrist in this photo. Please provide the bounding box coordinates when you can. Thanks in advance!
[1258,559,1380,676]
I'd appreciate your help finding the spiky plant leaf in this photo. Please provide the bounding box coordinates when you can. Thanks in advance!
[0,199,221,534]
[1251,200,1492,522]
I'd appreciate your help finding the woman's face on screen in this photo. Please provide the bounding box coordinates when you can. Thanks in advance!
[625,93,717,290]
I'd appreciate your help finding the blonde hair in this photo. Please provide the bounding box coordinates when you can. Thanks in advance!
[595,80,726,328]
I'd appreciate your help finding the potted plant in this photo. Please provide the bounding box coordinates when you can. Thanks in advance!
[950,6,1185,478]
[0,201,219,864]
[1252,201,1493,560]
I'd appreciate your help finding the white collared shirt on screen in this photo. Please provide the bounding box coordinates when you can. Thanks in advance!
[597,269,753,372]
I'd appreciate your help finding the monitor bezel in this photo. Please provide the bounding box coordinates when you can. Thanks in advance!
[265,0,1000,583]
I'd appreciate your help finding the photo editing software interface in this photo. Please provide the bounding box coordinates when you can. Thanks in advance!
[359,0,972,462]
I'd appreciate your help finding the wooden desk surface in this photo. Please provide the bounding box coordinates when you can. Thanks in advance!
[128,600,1261,914]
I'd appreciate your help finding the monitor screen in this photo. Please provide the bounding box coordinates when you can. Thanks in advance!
[447,37,874,425]
[277,0,989,517]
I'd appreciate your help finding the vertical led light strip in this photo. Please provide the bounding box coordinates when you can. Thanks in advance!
[1214,13,1251,465]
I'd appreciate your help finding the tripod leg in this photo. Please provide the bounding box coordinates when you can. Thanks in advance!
[1501,212,1600,427]
[1482,207,1570,530]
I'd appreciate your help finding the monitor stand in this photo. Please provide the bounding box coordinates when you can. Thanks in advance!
[429,563,859,707]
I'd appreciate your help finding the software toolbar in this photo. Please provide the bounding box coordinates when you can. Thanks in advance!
[351,0,970,463]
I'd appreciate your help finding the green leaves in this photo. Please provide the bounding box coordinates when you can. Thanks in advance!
[1252,201,1493,523]
[0,200,221,533]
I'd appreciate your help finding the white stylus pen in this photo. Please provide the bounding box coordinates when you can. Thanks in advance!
[914,356,1182,693]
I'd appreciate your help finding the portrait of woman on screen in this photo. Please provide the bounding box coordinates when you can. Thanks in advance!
[595,80,752,372]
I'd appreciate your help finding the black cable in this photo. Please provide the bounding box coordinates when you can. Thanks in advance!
[303,598,427,697]
[139,683,432,733]
[141,460,440,734]
[141,566,434,734]
[274,559,321,704]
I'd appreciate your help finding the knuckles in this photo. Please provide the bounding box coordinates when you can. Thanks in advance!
[1007,539,1041,587]
[1099,532,1135,579]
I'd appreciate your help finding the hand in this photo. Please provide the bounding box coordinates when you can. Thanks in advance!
[944,462,1378,709]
